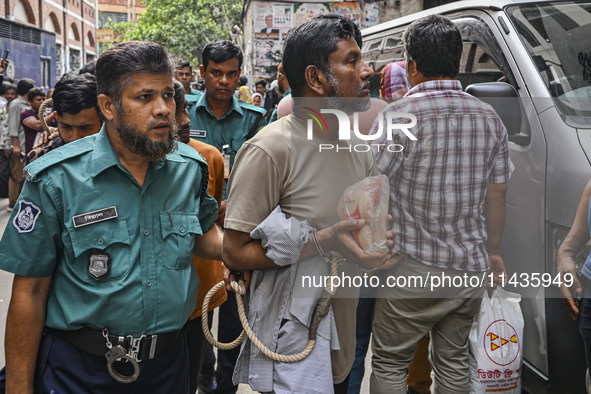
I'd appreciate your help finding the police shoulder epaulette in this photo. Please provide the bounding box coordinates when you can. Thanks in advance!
[176,142,205,163]
[239,101,266,115]
[176,143,209,201]
[185,93,202,107]
[24,139,93,180]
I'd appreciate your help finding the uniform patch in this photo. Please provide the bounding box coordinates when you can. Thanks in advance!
[72,206,118,228]
[13,200,41,233]
[190,129,207,138]
[88,250,111,280]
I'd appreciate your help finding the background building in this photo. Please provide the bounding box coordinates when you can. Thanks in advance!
[96,0,145,51]
[98,0,145,26]
[241,0,454,84]
[0,0,97,87]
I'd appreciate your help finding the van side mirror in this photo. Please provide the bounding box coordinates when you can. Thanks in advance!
[465,82,521,135]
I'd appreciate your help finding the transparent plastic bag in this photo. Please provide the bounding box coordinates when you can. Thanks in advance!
[337,175,389,254]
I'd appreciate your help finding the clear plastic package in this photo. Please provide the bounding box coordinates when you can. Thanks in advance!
[337,175,390,254]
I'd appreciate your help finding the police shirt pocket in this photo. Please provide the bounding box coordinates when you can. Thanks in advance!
[68,218,132,282]
[160,211,202,270]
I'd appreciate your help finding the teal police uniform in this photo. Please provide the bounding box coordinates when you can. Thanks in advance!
[0,126,218,337]
[188,93,266,192]
[268,88,291,124]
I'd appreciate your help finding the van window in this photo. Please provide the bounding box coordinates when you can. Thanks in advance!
[508,2,591,117]
[454,17,517,89]
[362,31,405,97]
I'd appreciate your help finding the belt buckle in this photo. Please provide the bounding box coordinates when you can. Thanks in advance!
[126,334,157,362]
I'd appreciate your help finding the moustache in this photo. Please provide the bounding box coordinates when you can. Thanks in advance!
[358,81,371,95]
[147,118,173,130]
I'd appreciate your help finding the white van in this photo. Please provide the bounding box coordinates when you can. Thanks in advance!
[362,1,591,392]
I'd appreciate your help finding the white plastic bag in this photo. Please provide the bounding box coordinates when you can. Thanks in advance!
[469,287,523,394]
[337,175,389,254]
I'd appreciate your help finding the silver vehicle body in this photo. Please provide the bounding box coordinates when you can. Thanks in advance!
[362,1,591,392]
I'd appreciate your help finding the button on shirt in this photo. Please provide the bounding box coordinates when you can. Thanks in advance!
[0,126,218,336]
[373,80,514,272]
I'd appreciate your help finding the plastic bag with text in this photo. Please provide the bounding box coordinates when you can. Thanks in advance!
[337,175,389,254]
[469,287,523,394]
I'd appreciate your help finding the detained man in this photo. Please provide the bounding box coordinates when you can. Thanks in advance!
[223,14,396,394]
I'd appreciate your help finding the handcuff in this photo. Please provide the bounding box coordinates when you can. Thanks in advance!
[102,328,140,384]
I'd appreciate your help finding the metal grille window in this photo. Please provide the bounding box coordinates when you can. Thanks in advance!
[0,20,41,44]
[100,12,128,27]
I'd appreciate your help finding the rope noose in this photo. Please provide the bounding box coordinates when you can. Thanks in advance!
[39,98,53,135]
[201,257,339,363]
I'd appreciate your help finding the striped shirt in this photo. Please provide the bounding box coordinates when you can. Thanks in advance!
[373,80,514,272]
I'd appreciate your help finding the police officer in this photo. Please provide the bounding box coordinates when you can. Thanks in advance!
[189,40,266,200]
[0,41,222,393]
[188,40,265,394]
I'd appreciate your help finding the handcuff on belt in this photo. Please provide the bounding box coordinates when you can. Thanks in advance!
[102,328,143,383]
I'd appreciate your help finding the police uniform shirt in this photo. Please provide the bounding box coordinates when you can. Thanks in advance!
[188,93,266,175]
[0,126,218,337]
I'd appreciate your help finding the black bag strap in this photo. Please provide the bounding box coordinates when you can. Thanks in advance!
[197,159,209,201]
[246,112,265,141]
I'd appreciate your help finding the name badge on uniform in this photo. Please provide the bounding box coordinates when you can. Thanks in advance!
[72,206,118,228]
[190,129,207,138]
[88,249,111,280]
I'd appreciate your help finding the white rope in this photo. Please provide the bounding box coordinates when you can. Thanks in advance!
[201,257,339,363]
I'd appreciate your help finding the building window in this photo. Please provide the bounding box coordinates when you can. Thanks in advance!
[40,57,51,90]
[68,23,80,42]
[56,44,63,78]
[100,11,128,27]
[70,48,81,71]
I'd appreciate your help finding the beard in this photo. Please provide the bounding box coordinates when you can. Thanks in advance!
[325,71,371,115]
[116,118,179,162]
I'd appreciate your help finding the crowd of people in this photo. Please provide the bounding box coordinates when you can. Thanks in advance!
[0,11,588,394]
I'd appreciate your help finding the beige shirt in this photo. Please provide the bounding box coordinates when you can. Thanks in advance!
[225,114,377,383]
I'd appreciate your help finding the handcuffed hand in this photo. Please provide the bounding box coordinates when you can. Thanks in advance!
[222,263,251,292]
[322,217,399,271]
[32,129,59,149]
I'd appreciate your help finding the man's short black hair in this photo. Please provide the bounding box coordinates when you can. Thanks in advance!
[96,41,174,107]
[176,60,192,72]
[403,14,462,78]
[27,87,45,101]
[52,72,101,118]
[239,75,248,87]
[16,78,35,96]
[255,79,266,88]
[0,82,16,95]
[283,14,362,96]
[201,40,243,71]
[79,61,96,75]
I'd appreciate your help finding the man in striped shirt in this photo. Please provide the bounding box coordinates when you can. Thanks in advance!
[370,15,514,394]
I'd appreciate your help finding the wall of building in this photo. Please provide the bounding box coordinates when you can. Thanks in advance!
[2,0,96,78]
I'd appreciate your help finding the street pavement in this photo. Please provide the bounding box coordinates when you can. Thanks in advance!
[0,195,371,392]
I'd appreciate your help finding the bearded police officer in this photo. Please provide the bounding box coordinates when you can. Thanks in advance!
[0,41,222,393]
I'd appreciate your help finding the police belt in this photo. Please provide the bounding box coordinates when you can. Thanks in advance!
[51,327,181,361]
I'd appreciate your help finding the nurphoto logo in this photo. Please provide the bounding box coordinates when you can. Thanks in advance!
[305,107,418,153]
